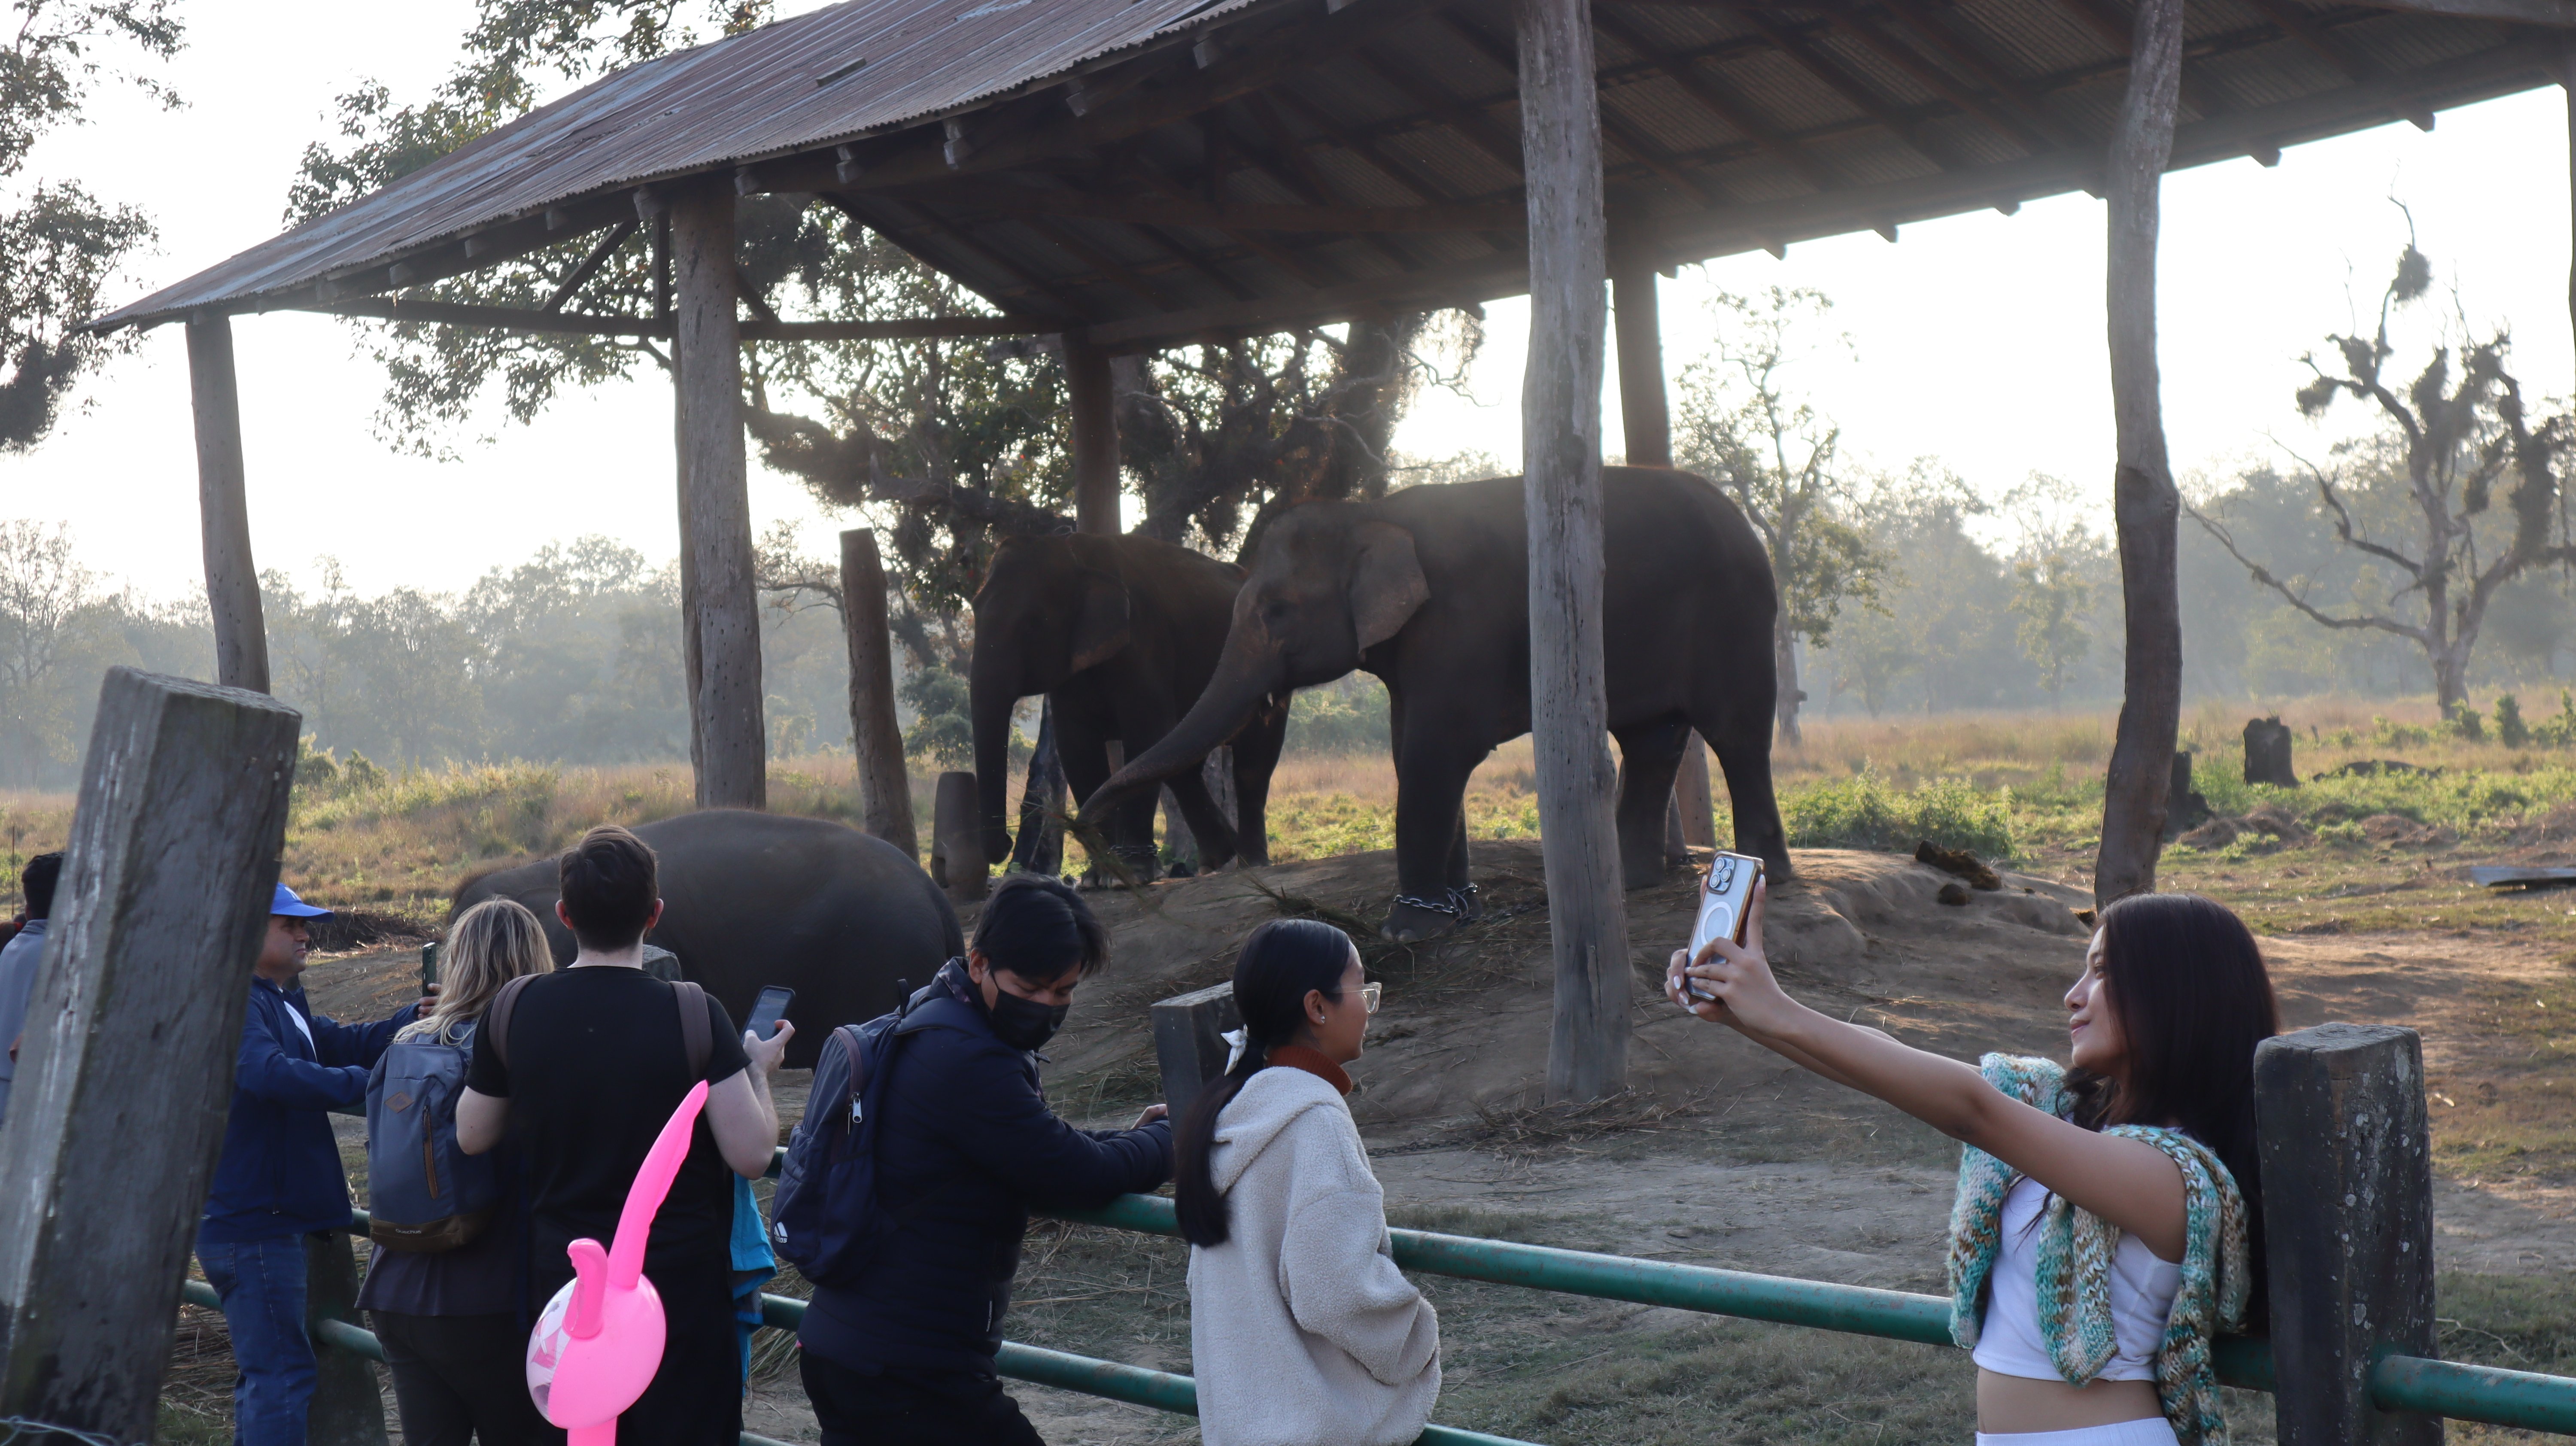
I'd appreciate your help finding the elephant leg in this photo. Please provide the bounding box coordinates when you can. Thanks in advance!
[1611,716,1692,891]
[1165,763,1240,871]
[1108,768,1162,884]
[1695,701,1792,880]
[1054,708,1127,886]
[1383,712,1484,944]
[1227,698,1290,868]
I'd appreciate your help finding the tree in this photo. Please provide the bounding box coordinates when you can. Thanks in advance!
[2193,232,2573,711]
[0,0,182,449]
[2004,475,2103,705]
[0,519,92,781]
[1675,286,1888,744]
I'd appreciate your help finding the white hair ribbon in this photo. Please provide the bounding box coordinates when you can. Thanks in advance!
[1222,1027,1249,1072]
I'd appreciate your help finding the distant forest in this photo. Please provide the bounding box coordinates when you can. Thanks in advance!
[6,450,2575,793]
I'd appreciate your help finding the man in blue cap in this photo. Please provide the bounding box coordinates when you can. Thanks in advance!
[197,883,423,1446]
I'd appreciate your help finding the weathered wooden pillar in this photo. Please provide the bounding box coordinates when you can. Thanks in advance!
[2093,0,2184,905]
[2565,40,2575,370]
[1067,332,1120,535]
[0,668,300,1441]
[840,528,918,858]
[1150,981,1241,1125]
[186,316,270,693]
[1519,0,1631,1103]
[2254,1023,2438,1445]
[303,1231,389,1446]
[671,182,766,810]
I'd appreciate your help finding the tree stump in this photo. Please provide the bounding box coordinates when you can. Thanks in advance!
[2244,716,2298,787]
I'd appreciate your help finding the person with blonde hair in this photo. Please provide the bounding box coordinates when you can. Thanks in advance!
[359,897,555,1446]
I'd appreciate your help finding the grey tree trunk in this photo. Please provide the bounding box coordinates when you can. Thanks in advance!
[1069,333,1120,536]
[840,528,917,857]
[1774,620,1804,745]
[2093,0,2185,906]
[0,669,301,1442]
[673,182,766,809]
[186,318,270,693]
[1518,0,1631,1104]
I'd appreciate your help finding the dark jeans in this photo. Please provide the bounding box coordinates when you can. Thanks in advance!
[196,1233,316,1446]
[371,1311,556,1446]
[801,1352,1045,1446]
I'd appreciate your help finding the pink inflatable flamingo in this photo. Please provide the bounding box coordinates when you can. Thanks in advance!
[525,1078,710,1446]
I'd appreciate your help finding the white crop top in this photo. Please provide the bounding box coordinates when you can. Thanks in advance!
[1971,1176,2182,1383]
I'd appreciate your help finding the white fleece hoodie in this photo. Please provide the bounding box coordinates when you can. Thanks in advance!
[1188,1065,1440,1446]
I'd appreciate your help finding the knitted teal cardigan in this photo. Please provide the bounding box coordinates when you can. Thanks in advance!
[1946,1054,2252,1446]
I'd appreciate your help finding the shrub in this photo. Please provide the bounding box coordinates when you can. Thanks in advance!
[1783,774,2015,859]
[2497,694,2530,747]
[2446,702,2486,742]
[2371,715,2433,749]
[2535,691,2576,748]
[900,665,972,769]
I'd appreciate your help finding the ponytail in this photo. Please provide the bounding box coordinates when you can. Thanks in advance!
[1173,918,1356,1248]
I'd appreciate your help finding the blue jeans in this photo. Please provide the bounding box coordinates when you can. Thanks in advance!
[196,1234,317,1446]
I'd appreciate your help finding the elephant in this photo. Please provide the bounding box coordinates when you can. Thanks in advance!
[971,531,1289,881]
[450,809,960,1069]
[1078,467,1791,942]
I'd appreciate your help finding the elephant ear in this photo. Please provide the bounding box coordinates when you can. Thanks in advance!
[1349,521,1429,653]
[1069,568,1133,672]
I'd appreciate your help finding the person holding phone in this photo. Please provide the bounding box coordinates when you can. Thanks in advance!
[1668,886,2275,1446]
[1175,918,1438,1446]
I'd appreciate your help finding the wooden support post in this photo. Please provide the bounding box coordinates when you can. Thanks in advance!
[2093,0,2185,905]
[0,668,300,1442]
[2565,40,2575,372]
[839,528,918,858]
[2254,1023,2439,1445]
[1609,222,1671,470]
[1519,0,1631,1103]
[672,181,766,811]
[932,770,988,901]
[1068,332,1121,535]
[186,317,271,693]
[303,1232,388,1446]
[1675,740,1717,850]
[1150,981,1242,1124]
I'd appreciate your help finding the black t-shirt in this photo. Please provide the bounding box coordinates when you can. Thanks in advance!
[465,966,748,1273]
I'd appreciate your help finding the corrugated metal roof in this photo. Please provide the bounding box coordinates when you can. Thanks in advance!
[96,0,1267,328]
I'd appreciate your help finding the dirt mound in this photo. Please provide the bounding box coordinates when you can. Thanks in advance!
[1033,843,2093,1126]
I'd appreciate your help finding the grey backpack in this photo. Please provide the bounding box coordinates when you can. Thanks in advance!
[365,1022,498,1252]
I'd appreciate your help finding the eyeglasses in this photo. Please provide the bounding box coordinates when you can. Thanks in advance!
[1356,982,1382,1015]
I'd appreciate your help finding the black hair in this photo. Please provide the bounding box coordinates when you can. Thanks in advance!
[557,825,658,953]
[970,873,1108,983]
[2067,890,2281,1326]
[1175,918,1357,1247]
[20,852,63,920]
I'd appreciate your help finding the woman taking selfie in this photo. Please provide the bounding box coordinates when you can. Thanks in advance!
[359,898,555,1446]
[1670,886,2275,1446]
[1176,919,1440,1446]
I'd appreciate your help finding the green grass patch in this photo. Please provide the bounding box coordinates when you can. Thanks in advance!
[1776,774,2018,860]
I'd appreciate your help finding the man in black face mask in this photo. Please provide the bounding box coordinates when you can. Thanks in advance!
[795,873,1171,1446]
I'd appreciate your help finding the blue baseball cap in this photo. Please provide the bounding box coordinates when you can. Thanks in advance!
[270,884,334,919]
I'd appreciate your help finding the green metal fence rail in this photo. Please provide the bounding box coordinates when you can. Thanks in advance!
[1045,1192,2576,1437]
[196,1194,2576,1442]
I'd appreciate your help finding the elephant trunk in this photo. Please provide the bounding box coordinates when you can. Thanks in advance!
[969,650,1023,865]
[1081,640,1283,831]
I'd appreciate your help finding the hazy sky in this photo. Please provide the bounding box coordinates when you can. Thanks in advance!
[6,1,2569,601]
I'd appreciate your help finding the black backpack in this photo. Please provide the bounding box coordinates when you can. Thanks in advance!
[767,986,947,1286]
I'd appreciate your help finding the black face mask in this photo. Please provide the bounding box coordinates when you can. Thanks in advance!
[987,986,1071,1052]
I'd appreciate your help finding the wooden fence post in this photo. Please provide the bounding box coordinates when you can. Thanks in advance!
[0,668,301,1442]
[839,528,918,858]
[1518,0,1631,1103]
[1068,333,1120,536]
[672,180,766,811]
[186,316,271,694]
[304,1233,389,1446]
[932,771,988,902]
[2092,0,2186,904]
[2255,1023,2439,1446]
[1150,982,1242,1124]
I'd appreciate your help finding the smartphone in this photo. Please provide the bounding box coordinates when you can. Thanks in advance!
[746,985,795,1042]
[1683,852,1765,1000]
[420,941,440,992]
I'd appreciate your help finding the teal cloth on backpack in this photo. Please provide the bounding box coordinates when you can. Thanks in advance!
[1946,1054,2250,1446]
[730,1163,778,1383]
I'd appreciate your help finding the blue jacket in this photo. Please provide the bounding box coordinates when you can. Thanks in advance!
[200,976,414,1244]
[798,960,1172,1379]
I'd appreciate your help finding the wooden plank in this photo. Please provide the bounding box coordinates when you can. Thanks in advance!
[1519,0,1632,1105]
[313,295,1041,341]
[541,220,639,313]
[0,668,301,1442]
[185,317,270,693]
[672,182,768,811]
[2094,0,2185,905]
[1068,333,1121,535]
[2254,1024,2439,1444]
[910,188,1526,233]
[1150,982,1242,1124]
[841,529,919,860]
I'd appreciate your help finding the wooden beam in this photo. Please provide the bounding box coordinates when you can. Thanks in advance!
[1518,0,1631,1103]
[1433,11,1732,208]
[542,219,637,314]
[1068,333,1121,535]
[1019,215,1182,310]
[1868,0,2103,158]
[1809,0,2057,156]
[919,188,1527,233]
[2095,0,2185,904]
[311,296,1043,341]
[2349,0,2576,22]
[2045,0,2243,123]
[1723,3,1964,172]
[840,528,918,858]
[838,192,1087,319]
[671,182,767,811]
[1592,8,1848,192]
[184,316,269,693]
[2237,0,2437,129]
[0,667,300,1444]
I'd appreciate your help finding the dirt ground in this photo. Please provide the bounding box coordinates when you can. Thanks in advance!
[230,841,2575,1445]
